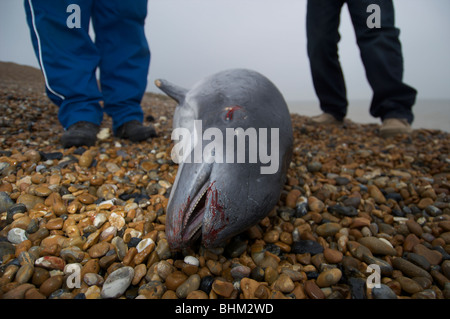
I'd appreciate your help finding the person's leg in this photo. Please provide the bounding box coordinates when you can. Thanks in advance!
[92,0,152,136]
[24,0,104,131]
[307,0,347,121]
[346,0,417,124]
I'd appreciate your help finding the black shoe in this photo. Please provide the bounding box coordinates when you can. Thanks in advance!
[61,121,99,148]
[115,120,157,142]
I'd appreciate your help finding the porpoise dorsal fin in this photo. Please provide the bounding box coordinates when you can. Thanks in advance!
[155,79,188,104]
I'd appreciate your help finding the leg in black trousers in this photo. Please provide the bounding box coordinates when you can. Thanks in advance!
[306,0,416,124]
[346,0,416,123]
[306,0,347,122]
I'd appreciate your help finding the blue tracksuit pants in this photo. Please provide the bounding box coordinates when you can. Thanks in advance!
[24,0,150,133]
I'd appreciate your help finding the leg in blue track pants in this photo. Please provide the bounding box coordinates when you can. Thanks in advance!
[24,0,156,147]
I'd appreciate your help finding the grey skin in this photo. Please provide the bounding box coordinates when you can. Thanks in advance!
[155,69,293,251]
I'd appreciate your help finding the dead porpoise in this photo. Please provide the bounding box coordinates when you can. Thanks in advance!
[155,68,293,250]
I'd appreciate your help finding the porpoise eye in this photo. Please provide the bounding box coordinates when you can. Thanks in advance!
[223,105,245,122]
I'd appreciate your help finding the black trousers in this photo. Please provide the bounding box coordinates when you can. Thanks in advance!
[306,0,417,123]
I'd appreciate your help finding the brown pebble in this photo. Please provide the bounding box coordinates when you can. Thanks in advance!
[186,290,209,299]
[15,240,32,258]
[291,284,307,299]
[16,194,44,211]
[272,273,295,293]
[308,196,325,213]
[18,251,35,266]
[85,285,101,299]
[88,241,111,258]
[254,284,270,299]
[392,257,432,280]
[396,276,423,294]
[45,218,64,230]
[316,268,342,287]
[240,277,260,299]
[78,193,95,204]
[264,266,279,285]
[438,221,450,232]
[417,197,434,209]
[79,151,94,168]
[34,186,52,197]
[181,263,199,276]
[358,237,397,256]
[386,280,402,295]
[15,264,34,284]
[39,275,63,297]
[2,283,35,299]
[25,150,41,163]
[296,253,311,265]
[323,248,343,264]
[403,233,421,252]
[165,271,188,291]
[134,242,155,265]
[176,274,201,299]
[316,222,341,237]
[412,244,442,265]
[405,219,423,237]
[263,230,279,243]
[206,259,223,276]
[212,279,234,298]
[286,189,301,208]
[304,280,325,299]
[99,254,117,270]
[132,264,147,286]
[32,267,50,286]
[11,215,32,230]
[138,281,166,299]
[350,217,371,228]
[442,260,450,279]
[368,185,386,204]
[430,270,449,288]
[122,247,137,266]
[161,290,178,299]
[24,287,46,299]
[280,231,293,245]
[81,259,100,278]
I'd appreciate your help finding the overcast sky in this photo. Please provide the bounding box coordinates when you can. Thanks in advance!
[1,0,450,104]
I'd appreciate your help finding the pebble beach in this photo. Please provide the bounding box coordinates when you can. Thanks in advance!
[0,62,449,300]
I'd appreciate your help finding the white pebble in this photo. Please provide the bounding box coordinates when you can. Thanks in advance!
[100,226,117,241]
[184,256,199,267]
[97,127,110,140]
[361,226,372,237]
[93,213,107,228]
[379,237,394,248]
[7,228,28,244]
[101,266,134,299]
[129,229,142,239]
[136,238,154,253]
[393,217,409,223]
[124,202,138,212]
[98,199,115,206]
[417,217,427,225]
